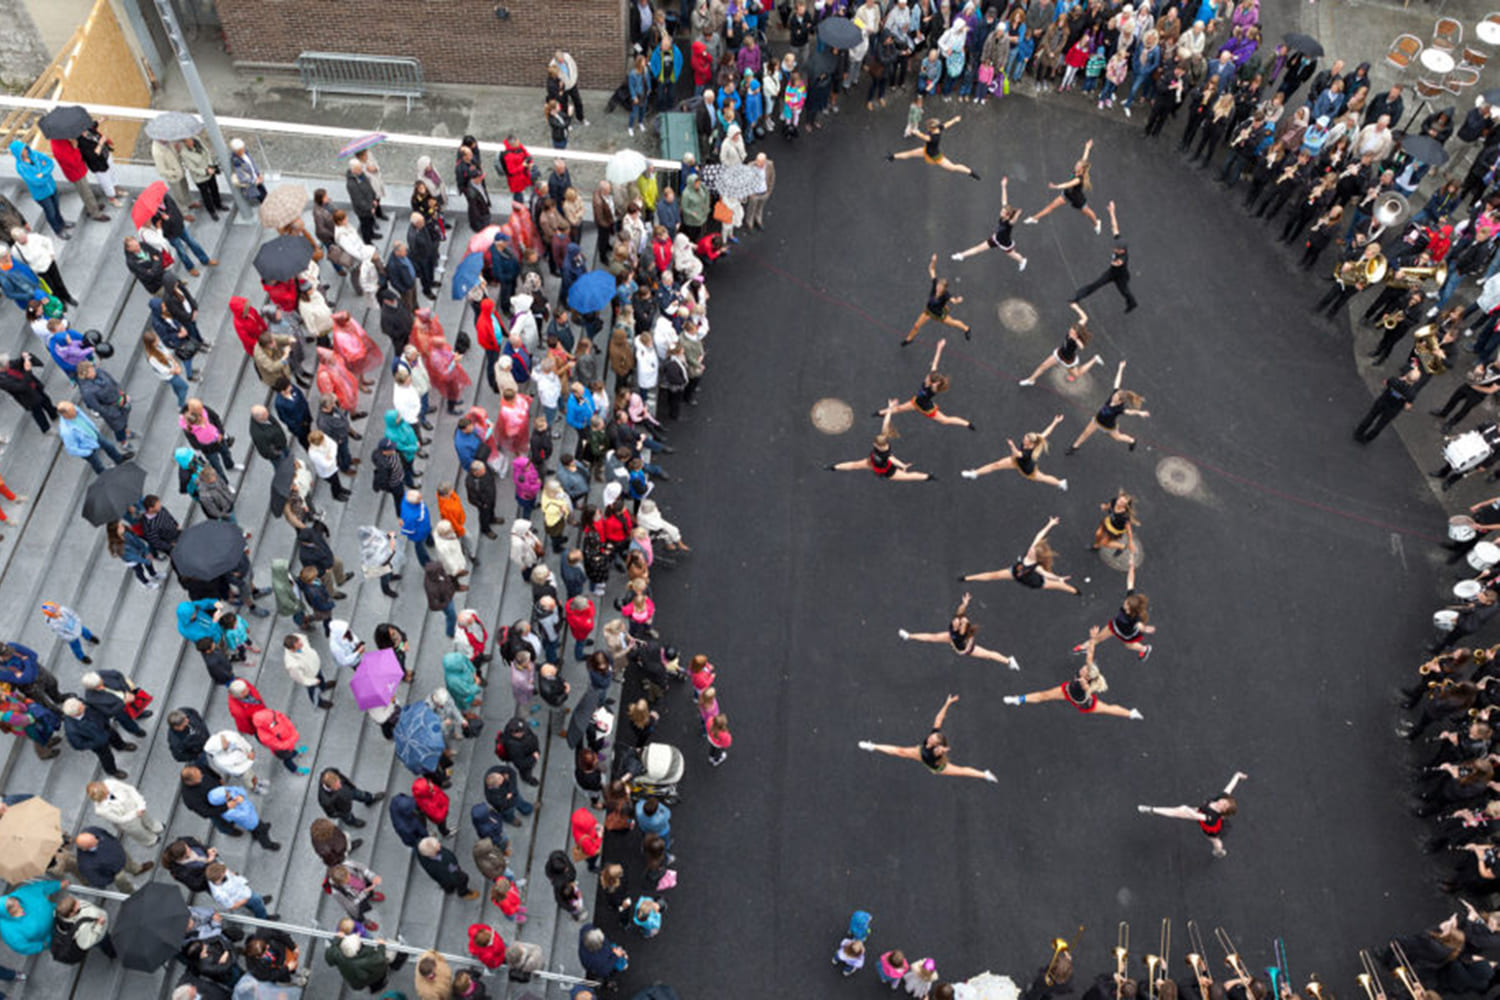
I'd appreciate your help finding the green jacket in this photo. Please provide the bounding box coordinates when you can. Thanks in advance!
[680,181,710,226]
[324,939,391,989]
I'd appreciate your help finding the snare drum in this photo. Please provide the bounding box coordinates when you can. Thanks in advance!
[1434,609,1461,632]
[1451,515,1480,544]
[1445,430,1494,474]
[1470,541,1500,573]
[1456,579,1484,601]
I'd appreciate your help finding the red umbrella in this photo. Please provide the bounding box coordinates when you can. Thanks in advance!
[131,181,168,229]
[467,225,503,255]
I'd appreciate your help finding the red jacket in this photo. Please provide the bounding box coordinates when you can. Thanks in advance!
[565,598,596,641]
[475,298,503,353]
[228,681,266,735]
[230,296,268,355]
[251,707,300,753]
[412,777,450,823]
[691,41,713,87]
[570,807,603,859]
[500,142,532,194]
[467,924,507,969]
[491,881,523,917]
[50,139,88,183]
[262,279,299,313]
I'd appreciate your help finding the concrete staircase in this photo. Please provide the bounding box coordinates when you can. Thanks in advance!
[0,160,618,1000]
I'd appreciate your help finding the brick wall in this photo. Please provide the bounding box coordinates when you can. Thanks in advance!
[215,0,627,89]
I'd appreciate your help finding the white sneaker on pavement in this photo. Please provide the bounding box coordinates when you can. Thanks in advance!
[898,628,911,640]
[961,469,979,479]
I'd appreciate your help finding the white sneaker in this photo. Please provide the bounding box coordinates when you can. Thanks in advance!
[1137,804,1152,813]
[982,769,998,782]
[1094,219,1102,235]
[627,126,634,136]
[1024,217,1039,225]
[1129,708,1144,720]
[1122,106,1132,118]
[1002,695,1022,705]
[1017,256,1028,272]
[961,469,979,479]
[1008,656,1020,671]
[857,740,876,752]
[1090,354,1103,366]
[1018,378,1035,387]
[898,628,911,640]
[951,252,963,261]
[1057,478,1069,492]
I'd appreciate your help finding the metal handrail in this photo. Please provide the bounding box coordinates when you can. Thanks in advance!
[63,884,597,988]
[0,94,682,171]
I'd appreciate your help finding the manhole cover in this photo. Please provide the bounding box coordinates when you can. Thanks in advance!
[1156,456,1201,496]
[811,397,854,434]
[1098,537,1144,572]
[998,298,1040,332]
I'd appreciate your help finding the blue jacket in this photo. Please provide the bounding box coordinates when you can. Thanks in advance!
[389,793,427,848]
[565,392,596,431]
[177,598,223,644]
[274,385,312,437]
[454,426,484,469]
[400,496,431,544]
[628,69,650,102]
[1132,44,1161,78]
[10,141,56,201]
[386,252,416,294]
[0,256,39,307]
[207,785,260,831]
[0,643,41,686]
[47,327,90,379]
[59,409,103,457]
[0,878,59,954]
[649,43,684,84]
[470,802,508,842]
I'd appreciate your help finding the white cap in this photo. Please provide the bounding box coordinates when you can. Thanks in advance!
[229,138,245,152]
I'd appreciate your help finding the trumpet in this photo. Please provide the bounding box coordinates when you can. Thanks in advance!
[1335,254,1389,289]
[1359,949,1388,1000]
[1215,927,1252,982]
[1390,941,1425,1000]
[1186,921,1215,998]
[1117,922,1131,1000]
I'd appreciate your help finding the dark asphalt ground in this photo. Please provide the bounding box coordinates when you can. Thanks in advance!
[606,78,1459,996]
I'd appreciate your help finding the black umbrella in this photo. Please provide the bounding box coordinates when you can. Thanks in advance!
[81,461,145,527]
[1283,32,1324,57]
[1401,134,1450,167]
[817,16,863,50]
[567,687,605,750]
[171,520,245,580]
[806,49,838,80]
[115,882,188,971]
[252,235,315,283]
[37,106,91,140]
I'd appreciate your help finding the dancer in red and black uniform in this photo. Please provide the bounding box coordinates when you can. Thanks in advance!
[858,694,998,781]
[961,516,1081,595]
[827,406,934,482]
[897,592,1020,668]
[878,339,976,430]
[1001,626,1144,720]
[1083,551,1155,659]
[1137,770,1249,858]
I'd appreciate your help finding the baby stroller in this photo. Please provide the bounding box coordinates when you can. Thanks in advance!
[625,742,685,804]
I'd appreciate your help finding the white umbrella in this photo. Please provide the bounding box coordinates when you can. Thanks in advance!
[144,111,205,142]
[605,148,649,186]
[701,163,764,199]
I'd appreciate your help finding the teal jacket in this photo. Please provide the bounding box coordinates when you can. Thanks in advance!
[10,141,57,201]
[443,651,481,708]
[0,878,59,954]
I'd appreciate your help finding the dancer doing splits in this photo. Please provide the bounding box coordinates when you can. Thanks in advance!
[960,517,1080,595]
[878,339,976,429]
[897,592,1020,668]
[960,414,1069,491]
[951,176,1028,271]
[886,116,981,180]
[1067,360,1150,454]
[1137,771,1248,858]
[827,407,934,482]
[858,694,998,781]
[1078,551,1154,658]
[1001,626,1144,720]
[1024,139,1101,232]
[902,254,972,346]
[1019,303,1103,387]
[1091,491,1139,552]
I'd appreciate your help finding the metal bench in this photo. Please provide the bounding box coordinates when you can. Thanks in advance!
[295,51,426,111]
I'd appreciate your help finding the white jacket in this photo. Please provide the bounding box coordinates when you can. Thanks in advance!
[393,381,423,426]
[207,730,254,777]
[634,339,660,390]
[12,233,55,274]
[1480,272,1500,315]
[308,434,340,479]
[92,778,148,827]
[283,640,323,687]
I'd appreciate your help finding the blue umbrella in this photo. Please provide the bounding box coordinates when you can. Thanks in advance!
[393,701,445,774]
[567,270,615,314]
[449,251,485,301]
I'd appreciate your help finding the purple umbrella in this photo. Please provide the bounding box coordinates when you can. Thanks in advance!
[349,648,403,710]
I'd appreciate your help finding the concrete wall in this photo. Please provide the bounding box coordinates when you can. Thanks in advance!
[0,0,54,91]
[214,0,628,88]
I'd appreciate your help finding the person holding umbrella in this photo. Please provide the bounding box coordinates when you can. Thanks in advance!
[40,107,110,223]
[79,119,121,208]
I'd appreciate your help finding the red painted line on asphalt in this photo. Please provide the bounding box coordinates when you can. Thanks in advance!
[743,248,1445,544]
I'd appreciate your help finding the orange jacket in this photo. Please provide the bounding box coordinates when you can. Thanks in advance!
[437,491,467,537]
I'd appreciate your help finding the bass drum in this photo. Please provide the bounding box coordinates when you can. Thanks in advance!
[1444,430,1494,475]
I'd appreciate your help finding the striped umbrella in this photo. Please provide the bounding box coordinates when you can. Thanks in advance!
[337,132,387,159]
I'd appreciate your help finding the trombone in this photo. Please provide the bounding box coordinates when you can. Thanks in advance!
[1306,975,1333,1000]
[1186,921,1215,999]
[1216,927,1253,983]
[1045,926,1083,987]
[1390,940,1425,1000]
[1267,938,1291,999]
[1116,922,1131,1000]
[1146,919,1172,1000]
[1358,949,1389,1000]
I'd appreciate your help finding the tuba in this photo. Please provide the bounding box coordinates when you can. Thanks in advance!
[1412,323,1448,375]
[1389,261,1449,290]
[1336,253,1389,289]
[1375,191,1409,228]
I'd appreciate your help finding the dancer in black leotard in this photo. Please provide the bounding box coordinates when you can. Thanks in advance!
[1137,771,1248,858]
[951,176,1028,271]
[1001,626,1144,720]
[858,694,997,781]
[1024,139,1102,232]
[1091,490,1139,552]
[1080,552,1155,659]
[961,517,1081,595]
[887,116,981,179]
[898,592,1020,667]
[1068,360,1150,454]
[879,339,976,429]
[827,407,935,482]
[902,255,972,346]
[1019,303,1104,387]
[961,414,1069,491]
